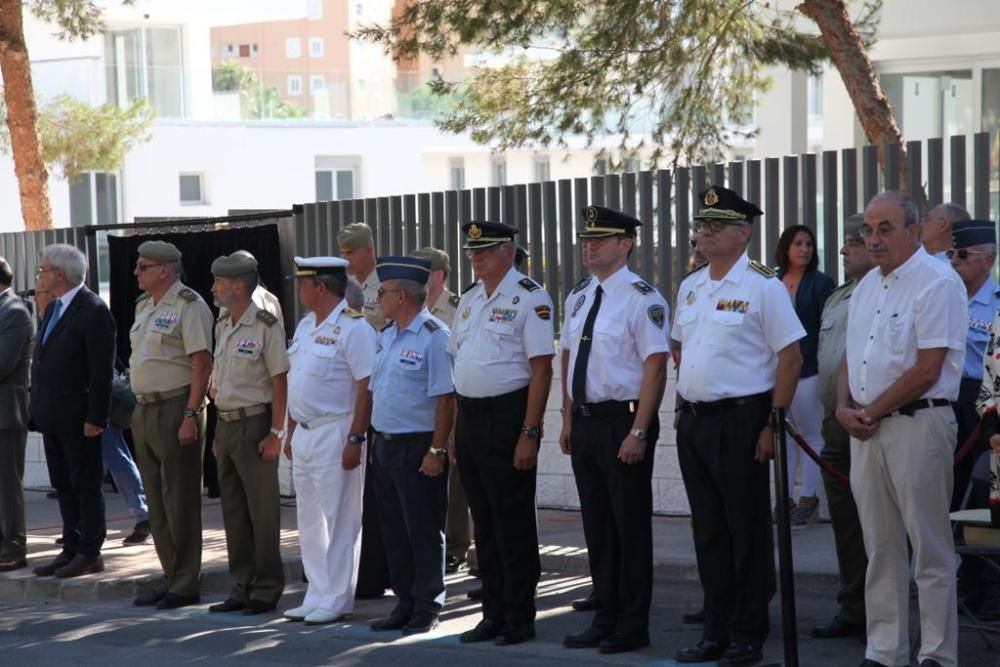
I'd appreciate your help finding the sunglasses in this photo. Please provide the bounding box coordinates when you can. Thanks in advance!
[691,219,746,234]
[376,287,404,298]
[945,249,991,261]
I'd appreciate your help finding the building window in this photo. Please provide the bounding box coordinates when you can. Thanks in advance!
[807,73,823,127]
[309,37,324,58]
[533,156,550,182]
[104,27,185,118]
[450,158,465,190]
[357,79,366,92]
[239,44,250,58]
[252,43,258,54]
[491,155,507,187]
[225,44,234,55]
[315,156,360,201]
[179,173,205,205]
[287,75,303,95]
[286,37,301,59]
[69,172,119,227]
[309,74,325,93]
[880,69,972,141]
[307,0,323,19]
[356,3,363,17]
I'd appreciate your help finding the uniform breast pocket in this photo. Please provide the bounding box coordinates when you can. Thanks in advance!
[306,345,340,380]
[484,321,518,360]
[593,318,625,354]
[395,355,425,373]
[886,314,912,353]
[707,310,745,347]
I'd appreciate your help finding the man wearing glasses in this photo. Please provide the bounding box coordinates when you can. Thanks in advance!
[128,240,214,609]
[837,191,966,667]
[672,186,805,666]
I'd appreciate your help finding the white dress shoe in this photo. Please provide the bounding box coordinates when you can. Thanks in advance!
[283,605,315,621]
[304,608,348,625]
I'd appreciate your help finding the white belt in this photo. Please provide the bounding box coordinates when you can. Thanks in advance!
[298,414,349,430]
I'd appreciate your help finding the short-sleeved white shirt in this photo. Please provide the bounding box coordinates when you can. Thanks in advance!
[846,246,966,405]
[672,253,806,402]
[560,266,671,402]
[449,267,555,398]
[287,300,376,423]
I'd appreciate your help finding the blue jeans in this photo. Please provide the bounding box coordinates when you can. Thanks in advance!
[102,425,148,523]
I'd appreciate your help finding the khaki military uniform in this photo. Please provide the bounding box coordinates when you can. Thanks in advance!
[129,280,214,598]
[352,271,385,330]
[213,303,290,606]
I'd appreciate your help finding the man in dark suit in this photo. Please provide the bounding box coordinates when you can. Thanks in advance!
[0,259,35,572]
[30,244,115,578]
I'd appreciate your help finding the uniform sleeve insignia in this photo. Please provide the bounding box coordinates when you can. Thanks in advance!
[570,276,592,295]
[748,260,777,278]
[423,319,441,332]
[344,307,365,319]
[631,280,655,295]
[178,288,198,302]
[534,305,552,321]
[135,292,151,304]
[255,310,278,326]
[449,294,460,307]
[647,305,665,329]
[518,277,541,293]
[571,294,587,317]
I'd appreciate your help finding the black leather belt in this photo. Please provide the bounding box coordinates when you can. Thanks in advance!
[456,387,528,412]
[682,391,771,416]
[889,398,952,418]
[572,400,638,418]
[376,431,433,441]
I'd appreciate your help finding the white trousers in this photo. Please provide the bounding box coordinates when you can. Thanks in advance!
[292,417,365,615]
[785,374,825,498]
[851,406,958,667]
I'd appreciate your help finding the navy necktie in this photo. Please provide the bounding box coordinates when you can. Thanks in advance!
[571,285,603,405]
[42,299,62,344]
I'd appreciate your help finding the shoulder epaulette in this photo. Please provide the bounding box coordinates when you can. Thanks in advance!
[256,310,278,327]
[135,292,151,304]
[461,282,478,295]
[423,319,441,333]
[570,276,592,295]
[830,279,855,296]
[518,277,541,293]
[178,288,197,302]
[748,260,777,278]
[344,307,365,319]
[448,294,460,307]
[682,262,708,280]
[631,280,655,295]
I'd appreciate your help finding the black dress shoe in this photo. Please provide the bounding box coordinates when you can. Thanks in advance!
[209,599,246,613]
[445,555,466,574]
[495,623,534,646]
[857,661,890,667]
[719,642,763,666]
[571,594,602,612]
[599,631,649,654]
[682,608,705,624]
[676,640,728,663]
[370,610,412,631]
[33,553,73,577]
[459,618,503,643]
[242,599,276,615]
[401,611,439,635]
[467,587,483,601]
[0,557,27,572]
[123,520,151,546]
[134,590,166,607]
[811,615,865,639]
[54,554,104,578]
[562,626,613,648]
[156,593,200,610]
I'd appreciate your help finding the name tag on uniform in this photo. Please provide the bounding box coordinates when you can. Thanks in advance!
[716,298,749,314]
[314,335,337,346]
[235,337,262,354]
[153,311,179,330]
[489,307,517,323]
[399,349,423,365]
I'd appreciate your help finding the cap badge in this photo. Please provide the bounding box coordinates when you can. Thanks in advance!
[469,224,482,239]
[585,206,598,225]
[704,188,719,206]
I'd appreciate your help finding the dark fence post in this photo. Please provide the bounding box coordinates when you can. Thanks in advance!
[862,145,878,205]
[822,150,839,280]
[765,157,780,263]
[884,143,901,191]
[527,182,544,282]
[842,147,858,216]
[747,160,763,262]
[656,169,673,298]
[542,181,559,301]
[927,137,944,206]
[973,132,990,218]
[950,134,967,207]
[558,179,577,314]
[783,155,800,228]
[803,153,817,234]
[444,190,460,291]
[638,170,654,281]
[675,167,691,282]
[906,140,923,206]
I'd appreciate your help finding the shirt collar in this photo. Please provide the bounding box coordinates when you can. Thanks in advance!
[315,299,347,330]
[880,245,925,280]
[596,264,632,293]
[404,307,431,334]
[157,280,183,306]
[232,302,259,329]
[695,252,750,287]
[59,283,84,309]
[971,276,998,305]
[495,267,522,297]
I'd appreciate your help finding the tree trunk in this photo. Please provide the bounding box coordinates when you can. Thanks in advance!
[798,0,911,196]
[0,0,52,230]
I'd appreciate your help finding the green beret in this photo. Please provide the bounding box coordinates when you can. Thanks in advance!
[844,213,864,241]
[409,246,449,272]
[211,251,258,278]
[337,223,374,250]
[137,240,181,262]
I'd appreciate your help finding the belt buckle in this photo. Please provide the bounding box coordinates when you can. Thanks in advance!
[578,404,592,417]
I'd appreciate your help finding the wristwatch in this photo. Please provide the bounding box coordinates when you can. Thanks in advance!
[347,432,366,445]
[269,426,286,439]
[183,407,201,418]
[630,428,647,441]
[430,447,448,458]
[521,425,541,439]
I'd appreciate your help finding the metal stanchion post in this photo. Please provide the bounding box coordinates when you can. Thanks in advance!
[771,407,799,667]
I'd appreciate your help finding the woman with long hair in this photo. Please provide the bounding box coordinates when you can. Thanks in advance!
[774,224,834,526]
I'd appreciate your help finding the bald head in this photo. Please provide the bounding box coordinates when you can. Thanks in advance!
[923,201,970,254]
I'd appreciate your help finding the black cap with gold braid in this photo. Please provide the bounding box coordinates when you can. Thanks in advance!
[578,205,642,238]
[694,185,764,222]
[461,221,518,250]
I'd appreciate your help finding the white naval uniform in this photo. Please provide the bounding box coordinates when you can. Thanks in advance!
[672,253,805,402]
[846,246,966,667]
[287,300,376,616]
[449,267,555,397]
[561,266,672,401]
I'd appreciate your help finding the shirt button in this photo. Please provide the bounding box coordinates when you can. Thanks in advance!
[869,335,874,340]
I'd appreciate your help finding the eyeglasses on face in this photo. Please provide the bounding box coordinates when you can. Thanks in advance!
[35,266,57,276]
[376,287,405,298]
[858,221,908,238]
[946,249,991,261]
[135,262,166,272]
[691,219,746,234]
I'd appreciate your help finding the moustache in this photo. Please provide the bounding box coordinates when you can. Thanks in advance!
[867,244,888,253]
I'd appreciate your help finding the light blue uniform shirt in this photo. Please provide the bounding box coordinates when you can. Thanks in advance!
[964,276,999,380]
[371,308,454,434]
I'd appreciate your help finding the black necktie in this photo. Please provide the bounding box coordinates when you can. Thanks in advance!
[572,285,603,405]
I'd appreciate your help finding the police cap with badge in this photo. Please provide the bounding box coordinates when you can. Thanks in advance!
[290,256,349,278]
[578,205,642,238]
[462,221,518,249]
[375,256,432,285]
[694,185,764,221]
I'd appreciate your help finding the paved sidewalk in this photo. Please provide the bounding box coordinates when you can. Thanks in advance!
[0,486,840,602]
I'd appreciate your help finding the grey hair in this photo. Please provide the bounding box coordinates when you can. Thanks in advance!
[975,242,997,258]
[44,244,86,286]
[934,202,971,224]
[344,280,363,307]
[397,278,427,305]
[871,191,921,228]
[312,271,348,298]
[236,271,259,293]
